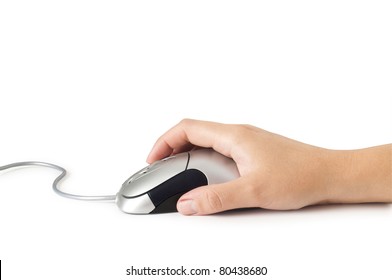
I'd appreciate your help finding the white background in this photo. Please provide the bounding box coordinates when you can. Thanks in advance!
[0,1,391,279]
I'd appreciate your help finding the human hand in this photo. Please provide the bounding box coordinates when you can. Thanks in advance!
[147,119,392,215]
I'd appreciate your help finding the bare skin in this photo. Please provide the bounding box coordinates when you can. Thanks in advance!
[147,119,392,215]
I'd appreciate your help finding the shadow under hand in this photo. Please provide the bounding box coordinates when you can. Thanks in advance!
[214,202,392,217]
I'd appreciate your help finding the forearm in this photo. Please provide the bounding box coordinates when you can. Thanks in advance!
[325,144,392,204]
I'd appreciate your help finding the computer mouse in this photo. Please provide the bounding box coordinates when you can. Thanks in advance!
[116,149,240,214]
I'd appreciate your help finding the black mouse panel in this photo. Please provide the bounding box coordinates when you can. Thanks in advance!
[148,169,207,213]
[149,193,183,214]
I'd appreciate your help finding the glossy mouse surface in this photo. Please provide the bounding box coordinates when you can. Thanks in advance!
[116,149,240,214]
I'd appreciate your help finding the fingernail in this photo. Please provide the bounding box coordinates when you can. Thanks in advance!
[177,199,198,215]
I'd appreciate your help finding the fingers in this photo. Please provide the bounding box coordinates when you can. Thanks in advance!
[176,178,259,215]
[147,119,234,163]
[147,119,259,215]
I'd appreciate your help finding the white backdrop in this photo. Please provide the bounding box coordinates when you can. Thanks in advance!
[0,1,391,279]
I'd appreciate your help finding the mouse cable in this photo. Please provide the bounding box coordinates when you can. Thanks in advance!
[0,161,116,202]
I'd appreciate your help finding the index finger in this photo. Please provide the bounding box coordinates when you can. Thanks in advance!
[146,119,234,163]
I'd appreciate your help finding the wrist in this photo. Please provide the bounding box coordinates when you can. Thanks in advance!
[323,145,392,204]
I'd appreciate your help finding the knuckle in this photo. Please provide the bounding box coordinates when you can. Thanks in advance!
[202,188,223,213]
[179,118,193,126]
[229,124,253,143]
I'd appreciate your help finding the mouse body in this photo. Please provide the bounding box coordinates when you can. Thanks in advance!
[116,149,240,214]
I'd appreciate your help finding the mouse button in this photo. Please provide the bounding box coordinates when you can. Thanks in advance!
[122,152,188,186]
[120,157,189,197]
[187,149,239,184]
[148,152,188,171]
[116,193,155,214]
[148,169,207,208]
[123,163,155,184]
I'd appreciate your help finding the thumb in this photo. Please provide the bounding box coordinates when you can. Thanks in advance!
[176,178,257,215]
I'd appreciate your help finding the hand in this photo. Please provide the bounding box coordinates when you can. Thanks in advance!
[147,119,392,215]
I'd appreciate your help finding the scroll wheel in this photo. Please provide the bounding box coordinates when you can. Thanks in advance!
[139,167,149,174]
[137,160,161,176]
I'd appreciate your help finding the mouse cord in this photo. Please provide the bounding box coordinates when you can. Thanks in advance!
[0,161,116,202]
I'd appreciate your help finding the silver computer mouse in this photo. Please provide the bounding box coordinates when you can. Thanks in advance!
[116,149,240,214]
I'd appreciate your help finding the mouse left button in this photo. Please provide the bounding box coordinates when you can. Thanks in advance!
[120,152,190,197]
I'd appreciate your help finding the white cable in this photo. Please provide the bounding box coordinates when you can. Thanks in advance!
[0,161,116,202]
